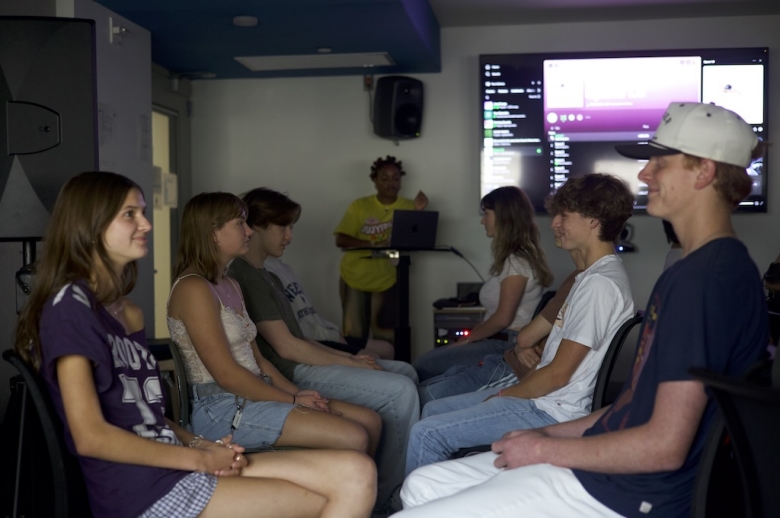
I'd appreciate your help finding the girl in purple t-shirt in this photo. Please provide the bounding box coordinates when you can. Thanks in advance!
[14,172,376,518]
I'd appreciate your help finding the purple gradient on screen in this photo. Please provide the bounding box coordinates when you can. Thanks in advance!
[547,109,668,132]
[543,56,701,134]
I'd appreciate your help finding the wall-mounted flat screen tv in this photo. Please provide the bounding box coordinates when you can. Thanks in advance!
[479,47,768,213]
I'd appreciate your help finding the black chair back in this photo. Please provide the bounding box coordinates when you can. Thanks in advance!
[168,341,191,429]
[689,365,780,518]
[532,290,556,319]
[1,349,92,518]
[691,417,745,518]
[592,312,643,411]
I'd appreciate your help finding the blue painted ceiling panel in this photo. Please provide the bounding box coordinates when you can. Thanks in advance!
[95,0,441,79]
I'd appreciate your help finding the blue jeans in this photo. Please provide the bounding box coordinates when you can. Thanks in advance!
[405,390,558,475]
[413,336,516,382]
[292,359,419,507]
[418,353,518,408]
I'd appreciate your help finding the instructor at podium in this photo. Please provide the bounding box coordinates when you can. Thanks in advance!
[335,156,428,345]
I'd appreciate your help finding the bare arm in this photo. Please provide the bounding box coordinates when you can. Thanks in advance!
[336,233,377,249]
[256,319,376,370]
[494,339,589,400]
[308,338,351,357]
[536,405,611,439]
[168,276,298,403]
[248,341,300,395]
[165,418,241,456]
[515,315,553,349]
[510,314,554,370]
[57,355,243,474]
[454,275,528,345]
[493,380,708,474]
[247,340,332,411]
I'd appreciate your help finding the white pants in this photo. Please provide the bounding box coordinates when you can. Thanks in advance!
[398,452,624,518]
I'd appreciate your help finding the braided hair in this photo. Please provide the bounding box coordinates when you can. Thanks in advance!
[370,156,407,179]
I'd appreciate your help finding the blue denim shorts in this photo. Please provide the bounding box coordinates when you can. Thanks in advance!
[190,392,296,449]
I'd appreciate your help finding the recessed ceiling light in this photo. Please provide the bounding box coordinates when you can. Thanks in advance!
[235,52,395,72]
[233,16,258,27]
[317,47,332,54]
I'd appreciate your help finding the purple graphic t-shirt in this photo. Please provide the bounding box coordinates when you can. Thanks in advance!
[39,281,185,518]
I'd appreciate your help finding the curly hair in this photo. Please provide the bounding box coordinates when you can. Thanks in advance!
[370,155,406,179]
[545,173,634,243]
[15,171,142,370]
[481,186,553,287]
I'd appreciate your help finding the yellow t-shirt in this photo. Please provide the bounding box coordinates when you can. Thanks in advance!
[335,195,416,292]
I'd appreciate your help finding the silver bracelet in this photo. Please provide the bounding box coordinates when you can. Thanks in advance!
[188,435,205,449]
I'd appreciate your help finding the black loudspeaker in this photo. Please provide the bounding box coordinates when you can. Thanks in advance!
[373,76,423,140]
[0,17,98,241]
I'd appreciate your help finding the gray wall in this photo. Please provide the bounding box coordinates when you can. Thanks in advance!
[190,14,780,361]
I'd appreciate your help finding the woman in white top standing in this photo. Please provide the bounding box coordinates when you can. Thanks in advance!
[414,186,553,381]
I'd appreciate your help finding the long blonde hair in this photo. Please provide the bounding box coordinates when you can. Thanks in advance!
[482,186,553,287]
[173,192,247,282]
[15,172,142,370]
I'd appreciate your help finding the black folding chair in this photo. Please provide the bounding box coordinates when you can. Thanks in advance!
[689,364,780,518]
[591,311,643,411]
[1,350,92,518]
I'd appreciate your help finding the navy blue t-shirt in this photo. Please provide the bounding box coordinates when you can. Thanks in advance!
[40,281,185,518]
[574,238,767,517]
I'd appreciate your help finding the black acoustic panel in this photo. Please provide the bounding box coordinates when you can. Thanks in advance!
[373,75,423,140]
[0,17,98,241]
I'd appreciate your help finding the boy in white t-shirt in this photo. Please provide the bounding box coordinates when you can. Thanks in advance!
[405,173,636,474]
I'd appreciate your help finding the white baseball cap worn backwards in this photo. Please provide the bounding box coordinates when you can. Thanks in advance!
[615,102,759,168]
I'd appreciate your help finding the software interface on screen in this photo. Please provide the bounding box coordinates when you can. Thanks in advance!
[480,48,768,212]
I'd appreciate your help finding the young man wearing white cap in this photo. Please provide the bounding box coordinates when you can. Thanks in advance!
[395,102,768,518]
